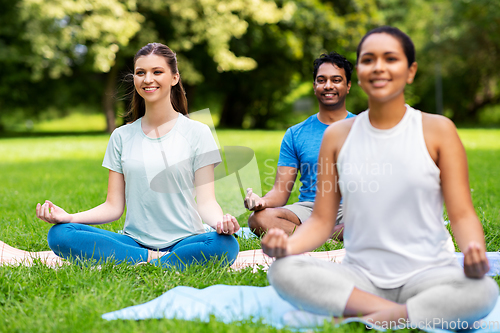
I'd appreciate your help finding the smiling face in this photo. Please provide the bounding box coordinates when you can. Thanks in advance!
[313,63,351,110]
[356,33,417,104]
[134,54,180,105]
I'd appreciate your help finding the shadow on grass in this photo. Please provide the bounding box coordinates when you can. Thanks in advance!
[0,130,108,139]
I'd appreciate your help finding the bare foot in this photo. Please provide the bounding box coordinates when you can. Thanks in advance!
[147,249,169,263]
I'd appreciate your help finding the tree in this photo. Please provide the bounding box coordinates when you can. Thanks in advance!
[3,0,498,130]
[376,0,500,123]
[13,0,143,132]
[6,0,291,132]
[206,0,382,128]
[0,0,99,131]
[435,0,500,122]
[132,0,293,127]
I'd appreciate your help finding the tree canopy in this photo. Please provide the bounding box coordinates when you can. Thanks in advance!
[0,0,499,131]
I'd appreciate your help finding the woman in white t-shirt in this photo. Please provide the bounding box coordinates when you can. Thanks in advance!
[36,43,240,268]
[261,26,498,329]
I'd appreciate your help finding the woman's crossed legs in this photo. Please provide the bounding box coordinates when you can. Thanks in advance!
[47,223,239,269]
[268,256,498,330]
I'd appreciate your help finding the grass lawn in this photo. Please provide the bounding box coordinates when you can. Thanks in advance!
[0,128,499,332]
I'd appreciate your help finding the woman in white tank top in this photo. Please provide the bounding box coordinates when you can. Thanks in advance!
[261,27,498,329]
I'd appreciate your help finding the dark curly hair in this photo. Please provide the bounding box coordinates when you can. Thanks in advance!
[313,51,353,83]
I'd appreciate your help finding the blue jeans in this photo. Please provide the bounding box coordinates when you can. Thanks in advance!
[47,223,239,269]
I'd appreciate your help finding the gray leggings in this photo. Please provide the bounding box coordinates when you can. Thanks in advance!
[268,256,498,329]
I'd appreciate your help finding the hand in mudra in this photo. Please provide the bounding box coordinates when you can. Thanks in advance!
[36,200,72,224]
[261,228,291,258]
[244,188,266,211]
[463,242,489,278]
[216,214,240,236]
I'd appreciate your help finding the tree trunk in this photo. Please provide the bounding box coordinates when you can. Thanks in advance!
[103,62,119,133]
[459,94,500,123]
[219,92,247,128]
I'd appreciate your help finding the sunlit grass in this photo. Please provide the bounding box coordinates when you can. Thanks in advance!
[458,129,500,150]
[0,135,109,162]
[33,112,108,132]
[11,107,222,133]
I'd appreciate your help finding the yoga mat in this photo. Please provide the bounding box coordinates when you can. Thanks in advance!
[2,238,499,276]
[102,252,500,331]
[233,227,258,239]
[102,284,500,333]
[280,301,500,332]
[202,224,258,239]
[102,285,295,328]
[0,239,346,271]
[455,252,500,277]
[230,249,345,271]
[232,250,500,275]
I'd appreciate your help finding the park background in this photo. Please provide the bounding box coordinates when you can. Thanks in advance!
[1,0,500,332]
[1,0,500,132]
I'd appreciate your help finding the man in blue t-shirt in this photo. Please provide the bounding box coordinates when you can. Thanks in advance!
[245,51,355,239]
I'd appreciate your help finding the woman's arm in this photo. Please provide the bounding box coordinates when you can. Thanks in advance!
[36,170,126,225]
[195,164,240,235]
[423,114,489,278]
[262,121,352,257]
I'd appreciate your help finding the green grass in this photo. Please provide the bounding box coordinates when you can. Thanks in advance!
[33,113,109,132]
[0,128,499,332]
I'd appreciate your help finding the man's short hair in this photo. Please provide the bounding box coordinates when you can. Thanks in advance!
[313,51,353,83]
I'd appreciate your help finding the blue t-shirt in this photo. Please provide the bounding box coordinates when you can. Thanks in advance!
[278,112,356,202]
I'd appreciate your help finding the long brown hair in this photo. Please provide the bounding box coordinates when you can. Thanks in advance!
[125,43,188,122]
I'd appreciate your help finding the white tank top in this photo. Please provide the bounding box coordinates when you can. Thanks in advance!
[337,106,457,288]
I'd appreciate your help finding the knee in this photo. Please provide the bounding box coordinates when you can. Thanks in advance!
[410,275,500,327]
[248,210,271,236]
[448,277,498,326]
[268,256,317,308]
[210,232,239,264]
[467,277,499,319]
[268,256,303,290]
[47,223,74,252]
[247,211,260,230]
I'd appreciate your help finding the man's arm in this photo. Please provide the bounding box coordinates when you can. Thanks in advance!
[261,123,347,256]
[245,166,298,210]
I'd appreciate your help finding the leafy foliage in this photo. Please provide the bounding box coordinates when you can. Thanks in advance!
[377,0,500,122]
[213,0,381,128]
[1,0,500,130]
[18,0,143,79]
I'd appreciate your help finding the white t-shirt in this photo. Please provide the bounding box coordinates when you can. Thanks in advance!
[102,113,221,249]
[337,106,457,288]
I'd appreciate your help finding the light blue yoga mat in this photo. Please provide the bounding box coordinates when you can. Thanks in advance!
[455,252,500,277]
[203,224,258,239]
[102,284,500,332]
[103,253,500,332]
[283,300,500,332]
[102,285,296,328]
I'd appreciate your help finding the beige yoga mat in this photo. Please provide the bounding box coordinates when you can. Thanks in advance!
[231,249,345,271]
[0,240,345,270]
